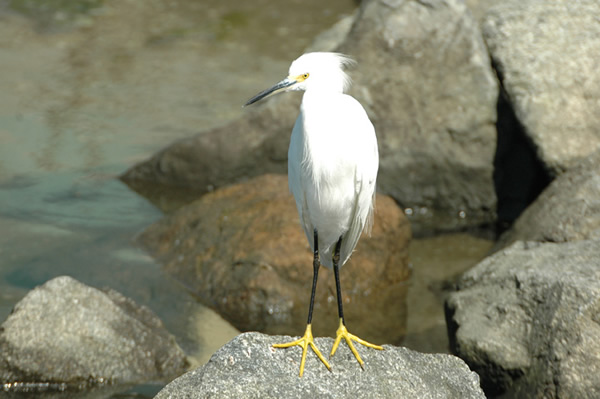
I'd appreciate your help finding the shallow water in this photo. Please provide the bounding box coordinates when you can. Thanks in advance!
[0,0,492,397]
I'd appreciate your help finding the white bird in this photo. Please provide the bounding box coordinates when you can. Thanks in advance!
[245,52,381,377]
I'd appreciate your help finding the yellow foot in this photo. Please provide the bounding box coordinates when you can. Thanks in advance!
[330,318,383,369]
[273,324,331,377]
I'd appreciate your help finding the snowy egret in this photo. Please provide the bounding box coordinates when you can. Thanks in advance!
[245,52,381,376]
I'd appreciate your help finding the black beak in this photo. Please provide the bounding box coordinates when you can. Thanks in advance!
[244,78,297,106]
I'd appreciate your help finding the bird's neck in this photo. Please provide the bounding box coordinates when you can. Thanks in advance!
[304,77,346,95]
[302,89,345,104]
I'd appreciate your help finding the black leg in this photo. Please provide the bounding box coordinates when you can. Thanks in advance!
[272,227,331,376]
[329,234,382,365]
[307,229,320,324]
[332,236,344,324]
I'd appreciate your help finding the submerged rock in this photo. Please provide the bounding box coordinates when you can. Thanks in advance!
[445,240,600,398]
[0,276,189,390]
[140,174,411,345]
[122,0,498,233]
[155,332,485,399]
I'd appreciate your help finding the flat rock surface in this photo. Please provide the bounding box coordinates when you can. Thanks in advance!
[446,240,600,398]
[0,276,189,390]
[155,332,485,399]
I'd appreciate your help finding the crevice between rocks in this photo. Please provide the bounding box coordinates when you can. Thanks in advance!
[491,61,552,237]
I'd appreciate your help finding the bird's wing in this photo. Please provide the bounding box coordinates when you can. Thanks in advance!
[288,112,316,250]
[339,116,379,266]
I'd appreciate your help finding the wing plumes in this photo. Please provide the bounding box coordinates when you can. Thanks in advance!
[331,53,356,93]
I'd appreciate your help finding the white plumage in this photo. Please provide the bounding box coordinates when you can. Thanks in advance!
[286,53,378,268]
[244,52,381,377]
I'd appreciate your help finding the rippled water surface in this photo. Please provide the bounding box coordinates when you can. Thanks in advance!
[0,0,492,397]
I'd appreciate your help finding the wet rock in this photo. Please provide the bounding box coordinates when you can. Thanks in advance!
[445,240,600,398]
[0,276,189,390]
[155,332,485,399]
[483,0,600,175]
[139,174,411,345]
[494,150,600,252]
[122,0,498,233]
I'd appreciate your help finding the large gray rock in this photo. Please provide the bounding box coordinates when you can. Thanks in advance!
[122,0,498,233]
[155,332,485,399]
[494,150,600,251]
[445,240,600,398]
[341,0,498,232]
[0,276,189,390]
[483,0,600,175]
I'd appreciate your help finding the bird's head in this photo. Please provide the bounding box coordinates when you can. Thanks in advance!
[244,52,355,106]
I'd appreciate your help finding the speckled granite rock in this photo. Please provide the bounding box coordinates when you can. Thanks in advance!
[0,276,189,390]
[155,332,485,399]
[446,240,600,397]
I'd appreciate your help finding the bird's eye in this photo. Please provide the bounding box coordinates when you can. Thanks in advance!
[302,73,309,79]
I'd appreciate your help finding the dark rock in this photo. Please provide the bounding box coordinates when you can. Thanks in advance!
[492,88,551,235]
[122,0,498,233]
[0,276,189,390]
[445,240,600,398]
[155,332,485,399]
[139,174,411,345]
[483,0,600,175]
[494,149,600,252]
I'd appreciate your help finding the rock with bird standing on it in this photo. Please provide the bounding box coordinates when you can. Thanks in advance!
[244,51,381,376]
[154,332,486,399]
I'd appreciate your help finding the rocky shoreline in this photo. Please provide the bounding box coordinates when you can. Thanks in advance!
[2,0,600,398]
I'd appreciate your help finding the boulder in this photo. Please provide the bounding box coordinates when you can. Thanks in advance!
[482,0,600,175]
[445,240,600,398]
[0,276,189,391]
[339,0,498,232]
[120,92,301,208]
[139,174,411,345]
[155,332,485,399]
[494,149,600,251]
[122,0,498,233]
